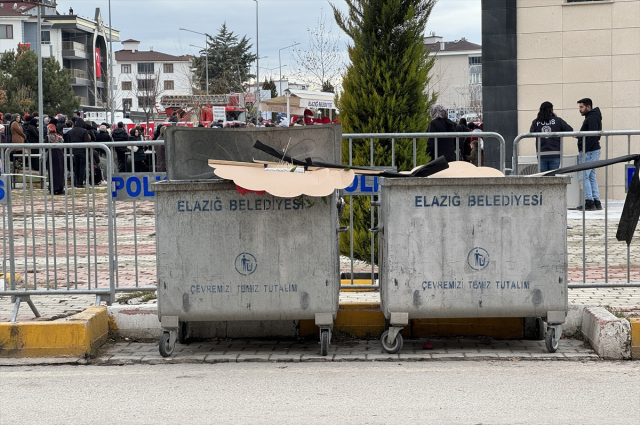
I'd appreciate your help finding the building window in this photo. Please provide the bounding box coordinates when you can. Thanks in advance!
[138,63,154,74]
[470,73,482,84]
[164,80,174,90]
[469,56,481,65]
[137,79,156,91]
[137,96,155,108]
[122,81,132,91]
[121,64,131,74]
[0,25,13,39]
[163,63,174,73]
[41,30,50,44]
[122,98,132,109]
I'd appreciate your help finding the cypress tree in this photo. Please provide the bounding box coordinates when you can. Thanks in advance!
[332,0,437,262]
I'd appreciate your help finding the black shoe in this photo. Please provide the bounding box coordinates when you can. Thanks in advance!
[594,199,603,210]
[576,200,595,211]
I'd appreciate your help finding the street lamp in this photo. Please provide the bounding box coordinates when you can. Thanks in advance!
[279,42,299,95]
[190,44,208,97]
[108,0,114,124]
[253,0,260,118]
[180,27,210,96]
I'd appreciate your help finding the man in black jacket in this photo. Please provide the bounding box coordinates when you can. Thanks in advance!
[576,98,602,211]
[426,104,458,162]
[111,122,130,172]
[67,118,90,187]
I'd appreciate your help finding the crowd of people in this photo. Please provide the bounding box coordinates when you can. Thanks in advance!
[1,111,168,195]
[426,104,484,166]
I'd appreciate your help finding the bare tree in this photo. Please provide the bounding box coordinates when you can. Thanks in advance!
[453,83,482,121]
[88,63,121,120]
[127,68,165,129]
[290,11,345,92]
[15,85,33,115]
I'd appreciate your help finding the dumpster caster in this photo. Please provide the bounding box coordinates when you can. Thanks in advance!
[545,324,562,353]
[159,331,177,357]
[320,329,331,356]
[380,328,403,354]
[178,321,189,345]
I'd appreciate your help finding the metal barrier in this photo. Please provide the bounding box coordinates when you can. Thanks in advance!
[0,141,165,320]
[340,132,507,289]
[513,130,640,288]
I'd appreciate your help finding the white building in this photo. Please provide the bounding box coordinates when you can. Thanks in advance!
[424,34,482,121]
[113,39,193,121]
[0,1,120,111]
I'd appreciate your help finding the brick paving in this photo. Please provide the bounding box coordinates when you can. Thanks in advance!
[83,337,597,366]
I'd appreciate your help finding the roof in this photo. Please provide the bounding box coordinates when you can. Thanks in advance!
[0,2,36,14]
[424,39,481,54]
[260,89,334,114]
[0,7,31,17]
[122,39,140,43]
[115,50,192,62]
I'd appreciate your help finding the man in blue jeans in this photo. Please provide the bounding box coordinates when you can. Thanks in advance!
[576,98,602,211]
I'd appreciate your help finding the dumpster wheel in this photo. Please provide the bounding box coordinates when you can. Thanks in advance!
[159,331,175,357]
[545,327,560,353]
[320,329,330,356]
[380,329,403,354]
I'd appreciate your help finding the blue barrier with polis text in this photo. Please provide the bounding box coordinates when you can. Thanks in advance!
[112,173,167,201]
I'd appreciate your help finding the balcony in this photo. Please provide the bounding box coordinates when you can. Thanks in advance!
[62,41,88,59]
[68,68,90,86]
[76,96,90,106]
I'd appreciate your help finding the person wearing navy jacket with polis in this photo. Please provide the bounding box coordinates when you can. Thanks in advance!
[529,101,573,172]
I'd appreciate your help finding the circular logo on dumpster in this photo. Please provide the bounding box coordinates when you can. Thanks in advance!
[235,253,257,276]
[467,247,490,271]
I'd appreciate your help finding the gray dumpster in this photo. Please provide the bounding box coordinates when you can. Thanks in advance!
[154,180,342,357]
[378,177,569,354]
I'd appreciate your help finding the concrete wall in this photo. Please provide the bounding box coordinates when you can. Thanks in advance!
[482,0,518,170]
[516,0,640,199]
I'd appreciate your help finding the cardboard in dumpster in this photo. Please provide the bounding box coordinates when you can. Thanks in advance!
[209,160,355,197]
[164,125,342,181]
[428,161,504,178]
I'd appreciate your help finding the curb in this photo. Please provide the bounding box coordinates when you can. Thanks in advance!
[631,318,640,359]
[110,303,524,340]
[581,307,631,360]
[0,306,108,358]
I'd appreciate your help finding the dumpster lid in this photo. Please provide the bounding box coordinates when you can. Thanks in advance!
[208,159,354,197]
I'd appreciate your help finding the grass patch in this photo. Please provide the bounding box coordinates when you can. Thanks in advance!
[116,290,157,305]
[604,305,628,319]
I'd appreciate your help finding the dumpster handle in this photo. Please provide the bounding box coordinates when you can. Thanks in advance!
[338,226,350,233]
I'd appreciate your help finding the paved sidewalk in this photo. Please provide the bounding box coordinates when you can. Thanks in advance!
[88,337,597,365]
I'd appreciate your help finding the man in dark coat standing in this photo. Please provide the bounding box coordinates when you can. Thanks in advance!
[111,122,130,172]
[67,118,90,187]
[426,104,458,162]
[576,98,603,211]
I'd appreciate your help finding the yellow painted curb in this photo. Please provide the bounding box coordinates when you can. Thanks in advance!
[0,306,108,358]
[631,318,640,360]
[340,280,377,291]
[300,302,523,339]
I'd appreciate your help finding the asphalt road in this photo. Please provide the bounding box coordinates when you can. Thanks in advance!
[1,361,639,425]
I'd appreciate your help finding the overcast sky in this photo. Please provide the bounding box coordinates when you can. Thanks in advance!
[55,0,481,81]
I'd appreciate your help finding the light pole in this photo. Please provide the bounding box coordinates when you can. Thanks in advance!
[108,0,114,124]
[190,44,208,96]
[253,0,259,119]
[278,42,299,95]
[180,28,210,96]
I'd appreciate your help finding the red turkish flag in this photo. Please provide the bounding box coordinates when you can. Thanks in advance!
[95,48,101,78]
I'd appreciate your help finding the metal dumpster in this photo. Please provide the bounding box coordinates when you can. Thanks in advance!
[378,177,569,354]
[154,180,342,356]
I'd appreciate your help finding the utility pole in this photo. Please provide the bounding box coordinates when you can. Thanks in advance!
[108,0,115,124]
